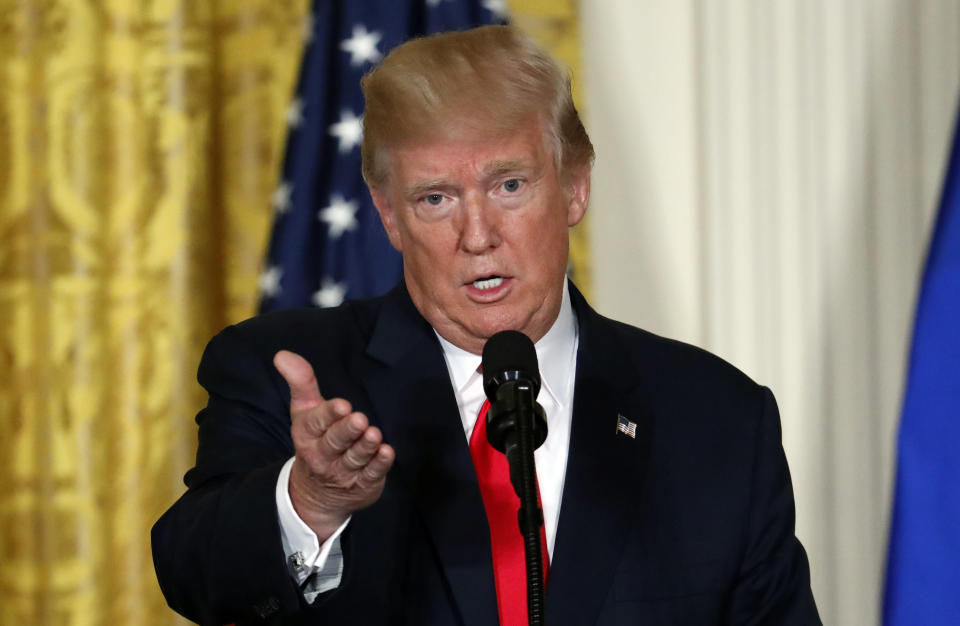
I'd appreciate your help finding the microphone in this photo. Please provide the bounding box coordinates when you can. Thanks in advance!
[481,330,548,473]
[481,330,548,626]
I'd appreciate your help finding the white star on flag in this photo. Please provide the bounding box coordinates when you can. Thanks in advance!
[258,266,283,298]
[319,194,359,238]
[312,278,347,308]
[329,110,363,153]
[271,181,293,214]
[340,25,383,67]
[482,0,509,19]
[286,98,304,128]
[426,0,444,5]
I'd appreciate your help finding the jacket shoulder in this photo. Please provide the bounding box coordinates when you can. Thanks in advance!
[195,297,385,403]
[607,318,760,393]
[569,282,760,399]
[584,311,771,436]
[229,297,382,349]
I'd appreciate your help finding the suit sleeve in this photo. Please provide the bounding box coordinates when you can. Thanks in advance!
[151,324,316,625]
[727,387,822,625]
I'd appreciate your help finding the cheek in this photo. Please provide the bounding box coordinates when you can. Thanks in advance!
[530,205,570,245]
[528,221,570,278]
[399,225,455,271]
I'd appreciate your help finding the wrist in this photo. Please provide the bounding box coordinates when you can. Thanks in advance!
[289,462,350,541]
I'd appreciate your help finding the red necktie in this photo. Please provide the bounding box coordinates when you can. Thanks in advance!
[469,399,549,625]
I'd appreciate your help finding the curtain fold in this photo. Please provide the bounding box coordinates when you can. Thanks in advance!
[0,1,310,623]
[581,2,960,624]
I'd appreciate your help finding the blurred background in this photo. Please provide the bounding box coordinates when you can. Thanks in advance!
[1,1,957,624]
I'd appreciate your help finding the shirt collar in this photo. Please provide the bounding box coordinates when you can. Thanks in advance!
[435,280,578,408]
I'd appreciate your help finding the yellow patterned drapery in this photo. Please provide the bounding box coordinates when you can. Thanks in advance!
[0,1,584,624]
[0,1,310,623]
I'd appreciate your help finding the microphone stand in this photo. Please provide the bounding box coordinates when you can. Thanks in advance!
[506,381,546,626]
[482,329,549,626]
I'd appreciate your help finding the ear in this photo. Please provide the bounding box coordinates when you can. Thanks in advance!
[565,165,591,227]
[370,187,403,252]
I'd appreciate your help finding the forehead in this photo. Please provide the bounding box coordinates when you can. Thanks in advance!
[385,119,553,185]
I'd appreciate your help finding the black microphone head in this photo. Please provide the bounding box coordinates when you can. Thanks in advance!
[482,330,540,401]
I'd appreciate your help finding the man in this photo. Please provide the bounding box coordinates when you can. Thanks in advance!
[152,26,820,625]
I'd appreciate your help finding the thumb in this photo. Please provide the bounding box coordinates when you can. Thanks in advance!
[273,350,324,413]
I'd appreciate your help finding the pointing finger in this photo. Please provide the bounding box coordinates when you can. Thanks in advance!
[358,444,395,485]
[299,397,352,439]
[323,412,369,454]
[340,426,383,471]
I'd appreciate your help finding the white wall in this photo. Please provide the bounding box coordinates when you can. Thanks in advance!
[581,2,960,624]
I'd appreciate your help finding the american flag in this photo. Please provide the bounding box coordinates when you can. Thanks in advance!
[259,0,508,313]
[616,414,637,439]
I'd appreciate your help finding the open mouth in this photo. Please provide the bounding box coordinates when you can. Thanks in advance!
[472,276,504,291]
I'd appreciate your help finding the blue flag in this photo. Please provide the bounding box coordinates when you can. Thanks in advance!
[884,107,960,624]
[259,0,507,312]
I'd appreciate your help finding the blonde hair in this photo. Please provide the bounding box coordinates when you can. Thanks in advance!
[361,25,594,188]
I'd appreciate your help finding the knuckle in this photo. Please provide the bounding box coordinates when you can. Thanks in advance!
[341,450,362,470]
[294,412,324,438]
[355,434,377,453]
[325,434,349,454]
[328,398,353,417]
[351,412,369,430]
[361,462,383,482]
[300,456,330,479]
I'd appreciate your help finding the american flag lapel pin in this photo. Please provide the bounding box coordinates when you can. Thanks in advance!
[616,414,637,439]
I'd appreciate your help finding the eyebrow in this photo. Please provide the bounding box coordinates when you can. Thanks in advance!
[483,159,534,178]
[402,158,542,198]
[404,179,454,198]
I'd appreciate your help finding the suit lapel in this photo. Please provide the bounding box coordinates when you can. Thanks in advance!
[359,286,499,626]
[546,287,654,624]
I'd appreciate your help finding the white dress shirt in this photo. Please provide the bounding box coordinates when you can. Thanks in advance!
[276,281,579,600]
[434,281,578,557]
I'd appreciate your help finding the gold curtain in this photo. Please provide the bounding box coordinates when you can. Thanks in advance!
[0,1,584,624]
[0,1,310,623]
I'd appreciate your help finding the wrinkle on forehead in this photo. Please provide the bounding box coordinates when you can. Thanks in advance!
[391,133,550,196]
[382,115,553,176]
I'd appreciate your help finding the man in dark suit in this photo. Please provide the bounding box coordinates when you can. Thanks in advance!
[152,25,820,625]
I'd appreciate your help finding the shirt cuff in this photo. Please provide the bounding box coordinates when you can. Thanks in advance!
[276,456,350,599]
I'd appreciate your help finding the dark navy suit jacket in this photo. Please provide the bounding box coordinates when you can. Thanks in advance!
[152,283,820,625]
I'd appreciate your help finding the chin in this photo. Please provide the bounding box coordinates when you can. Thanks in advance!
[471,311,528,340]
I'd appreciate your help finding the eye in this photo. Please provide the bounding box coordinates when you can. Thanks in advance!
[414,192,454,220]
[502,178,522,193]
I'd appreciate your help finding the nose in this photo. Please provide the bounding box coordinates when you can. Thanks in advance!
[458,190,501,254]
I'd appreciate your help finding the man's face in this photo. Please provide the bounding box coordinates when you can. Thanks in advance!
[370,119,590,354]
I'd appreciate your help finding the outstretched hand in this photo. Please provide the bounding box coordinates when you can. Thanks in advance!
[273,350,395,541]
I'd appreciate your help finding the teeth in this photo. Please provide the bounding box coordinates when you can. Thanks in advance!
[473,277,504,290]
